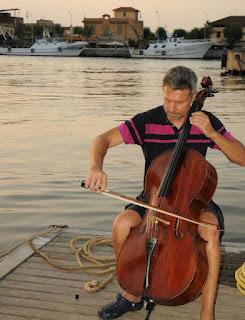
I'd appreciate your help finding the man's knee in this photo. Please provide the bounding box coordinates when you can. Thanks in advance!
[112,210,142,257]
[112,209,142,234]
[198,211,220,245]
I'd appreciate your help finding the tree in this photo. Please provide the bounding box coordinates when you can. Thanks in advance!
[143,27,156,41]
[82,25,94,37]
[33,24,43,38]
[224,25,243,47]
[14,22,24,39]
[186,27,205,39]
[73,26,84,35]
[173,28,187,38]
[204,21,212,39]
[156,27,167,40]
[51,24,65,37]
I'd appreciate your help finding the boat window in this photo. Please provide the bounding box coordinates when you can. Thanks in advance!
[161,45,166,48]
[173,39,177,42]
[153,45,158,48]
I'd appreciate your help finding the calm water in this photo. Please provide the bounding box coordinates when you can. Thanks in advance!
[0,56,244,251]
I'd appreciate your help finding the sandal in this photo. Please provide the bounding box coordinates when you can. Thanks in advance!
[98,293,144,319]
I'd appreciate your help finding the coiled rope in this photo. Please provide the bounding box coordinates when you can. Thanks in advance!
[28,229,116,293]
[235,262,245,295]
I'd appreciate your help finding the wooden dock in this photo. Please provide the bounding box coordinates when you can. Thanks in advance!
[0,227,244,320]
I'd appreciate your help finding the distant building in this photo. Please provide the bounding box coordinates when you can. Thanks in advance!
[36,19,54,28]
[64,26,73,36]
[209,16,245,44]
[82,7,143,43]
[226,45,245,74]
[0,12,23,37]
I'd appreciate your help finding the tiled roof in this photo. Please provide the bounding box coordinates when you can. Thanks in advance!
[210,16,245,27]
[113,7,139,12]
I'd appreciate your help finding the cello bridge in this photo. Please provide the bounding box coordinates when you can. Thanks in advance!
[175,218,184,239]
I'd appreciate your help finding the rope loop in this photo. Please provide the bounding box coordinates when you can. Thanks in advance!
[235,262,245,295]
[28,231,116,293]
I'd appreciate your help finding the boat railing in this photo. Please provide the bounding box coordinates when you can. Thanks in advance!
[148,38,211,44]
[182,38,212,43]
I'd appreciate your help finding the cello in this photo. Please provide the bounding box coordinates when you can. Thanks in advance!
[116,76,219,307]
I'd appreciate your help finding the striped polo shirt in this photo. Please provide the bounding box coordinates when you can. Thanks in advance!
[118,105,233,175]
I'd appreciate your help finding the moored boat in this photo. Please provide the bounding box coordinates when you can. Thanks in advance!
[0,36,88,57]
[131,37,213,59]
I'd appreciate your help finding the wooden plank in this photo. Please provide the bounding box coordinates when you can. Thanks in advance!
[23,256,82,267]
[0,288,120,308]
[62,229,111,236]
[0,306,98,320]
[0,295,112,316]
[13,266,114,283]
[0,286,243,309]
[19,257,240,283]
[4,273,119,291]
[0,292,243,320]
[0,315,39,320]
[0,277,119,296]
[0,228,64,280]
[14,256,242,287]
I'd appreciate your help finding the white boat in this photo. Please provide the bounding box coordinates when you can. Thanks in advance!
[131,37,213,59]
[0,36,88,57]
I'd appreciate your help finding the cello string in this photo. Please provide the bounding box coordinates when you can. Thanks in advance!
[154,114,191,235]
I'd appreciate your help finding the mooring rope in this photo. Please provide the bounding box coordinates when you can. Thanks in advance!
[0,225,116,293]
[0,225,61,258]
[28,229,116,293]
[235,262,245,295]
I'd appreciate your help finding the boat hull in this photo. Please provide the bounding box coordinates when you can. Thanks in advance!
[0,47,82,57]
[131,41,212,59]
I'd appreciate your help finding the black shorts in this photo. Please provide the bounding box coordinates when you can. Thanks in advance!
[125,192,225,238]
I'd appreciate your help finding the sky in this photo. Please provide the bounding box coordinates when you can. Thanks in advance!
[1,0,245,32]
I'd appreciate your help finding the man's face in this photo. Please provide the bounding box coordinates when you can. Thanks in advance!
[163,85,195,122]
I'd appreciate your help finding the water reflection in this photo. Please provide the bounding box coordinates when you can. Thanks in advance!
[220,76,245,90]
[0,56,244,251]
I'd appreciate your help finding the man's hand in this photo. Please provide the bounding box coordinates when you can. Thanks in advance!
[190,111,216,139]
[84,127,123,192]
[85,164,107,192]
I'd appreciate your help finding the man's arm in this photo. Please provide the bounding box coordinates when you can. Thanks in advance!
[85,127,124,191]
[208,133,245,166]
[190,111,245,166]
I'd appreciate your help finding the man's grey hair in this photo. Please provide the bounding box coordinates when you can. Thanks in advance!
[163,66,198,96]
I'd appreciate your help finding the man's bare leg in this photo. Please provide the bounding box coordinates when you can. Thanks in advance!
[112,209,143,302]
[198,211,221,320]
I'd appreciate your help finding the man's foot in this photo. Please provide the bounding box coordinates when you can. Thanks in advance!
[98,293,144,319]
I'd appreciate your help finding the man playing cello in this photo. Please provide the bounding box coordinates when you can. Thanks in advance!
[85,66,245,320]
